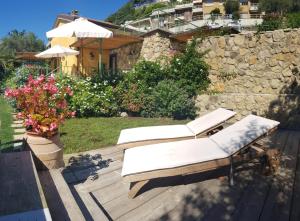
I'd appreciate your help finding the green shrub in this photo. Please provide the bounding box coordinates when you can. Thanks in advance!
[118,81,149,115]
[126,60,166,87]
[116,60,166,115]
[286,13,300,28]
[141,80,196,120]
[167,40,210,96]
[257,14,283,32]
[6,64,51,89]
[56,75,119,117]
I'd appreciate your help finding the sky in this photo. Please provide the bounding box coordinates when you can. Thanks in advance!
[0,0,128,43]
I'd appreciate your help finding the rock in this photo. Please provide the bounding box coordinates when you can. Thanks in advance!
[248,41,256,48]
[120,112,128,117]
[218,38,226,49]
[269,59,278,67]
[239,48,248,56]
[282,69,292,77]
[273,30,285,42]
[234,35,245,46]
[216,48,225,57]
[270,79,281,89]
[230,51,239,59]
[248,55,257,65]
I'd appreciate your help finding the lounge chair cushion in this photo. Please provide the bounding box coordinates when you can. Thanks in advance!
[121,138,228,177]
[117,125,194,145]
[210,115,280,155]
[186,108,236,135]
[117,108,236,145]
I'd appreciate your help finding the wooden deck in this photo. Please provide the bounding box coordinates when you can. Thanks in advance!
[61,129,300,221]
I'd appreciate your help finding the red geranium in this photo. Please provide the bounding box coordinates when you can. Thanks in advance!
[5,74,74,137]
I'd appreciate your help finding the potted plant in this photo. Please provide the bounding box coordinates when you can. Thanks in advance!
[5,74,74,170]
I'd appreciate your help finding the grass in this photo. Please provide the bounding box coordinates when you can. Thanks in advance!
[60,117,188,154]
[0,96,13,144]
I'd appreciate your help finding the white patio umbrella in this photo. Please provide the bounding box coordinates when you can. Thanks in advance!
[35,45,79,74]
[35,45,79,58]
[46,17,113,73]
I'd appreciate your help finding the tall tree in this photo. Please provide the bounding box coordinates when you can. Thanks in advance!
[0,30,45,81]
[224,0,240,14]
[259,0,293,14]
[0,30,45,58]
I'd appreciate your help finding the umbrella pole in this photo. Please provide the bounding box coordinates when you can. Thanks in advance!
[99,38,103,77]
[81,39,83,75]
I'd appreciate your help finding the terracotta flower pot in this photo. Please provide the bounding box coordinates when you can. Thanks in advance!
[26,131,65,170]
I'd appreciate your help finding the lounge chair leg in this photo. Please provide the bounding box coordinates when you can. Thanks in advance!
[229,157,234,186]
[128,180,149,198]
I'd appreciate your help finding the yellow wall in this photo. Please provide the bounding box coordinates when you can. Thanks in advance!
[240,4,250,14]
[50,20,110,76]
[203,2,251,15]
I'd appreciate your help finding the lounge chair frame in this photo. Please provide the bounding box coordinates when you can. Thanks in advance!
[124,127,279,198]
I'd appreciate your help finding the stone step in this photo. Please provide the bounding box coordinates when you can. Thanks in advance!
[14,128,26,134]
[11,123,23,128]
[38,169,85,221]
[13,134,26,140]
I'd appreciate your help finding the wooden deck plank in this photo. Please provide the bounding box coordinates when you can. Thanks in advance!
[259,131,300,221]
[201,131,284,221]
[135,178,225,221]
[39,169,85,221]
[77,169,122,193]
[103,180,174,220]
[228,131,285,221]
[290,134,300,221]
[75,186,110,221]
[71,160,122,184]
[92,179,129,204]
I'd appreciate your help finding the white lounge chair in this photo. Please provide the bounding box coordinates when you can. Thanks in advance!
[122,115,280,198]
[117,108,236,149]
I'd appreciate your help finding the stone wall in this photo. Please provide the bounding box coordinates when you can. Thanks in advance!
[111,42,142,71]
[112,29,184,70]
[196,29,300,129]
[140,30,184,62]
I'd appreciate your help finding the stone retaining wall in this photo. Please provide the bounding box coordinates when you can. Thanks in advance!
[196,29,300,129]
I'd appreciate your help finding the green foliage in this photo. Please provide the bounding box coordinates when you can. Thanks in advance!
[167,40,210,96]
[141,80,196,120]
[56,75,119,117]
[224,0,240,14]
[259,0,293,13]
[0,96,13,144]
[0,30,45,57]
[0,30,45,85]
[257,14,284,31]
[126,60,166,87]
[232,11,240,20]
[115,60,165,114]
[5,64,51,89]
[107,0,166,25]
[286,12,300,28]
[117,40,210,119]
[210,8,221,14]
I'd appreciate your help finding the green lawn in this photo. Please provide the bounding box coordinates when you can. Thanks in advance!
[60,117,188,154]
[0,96,13,144]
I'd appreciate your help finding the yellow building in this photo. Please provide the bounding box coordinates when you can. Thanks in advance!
[49,13,141,76]
[202,0,260,18]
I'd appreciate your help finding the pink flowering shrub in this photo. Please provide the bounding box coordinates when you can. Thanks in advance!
[5,74,74,137]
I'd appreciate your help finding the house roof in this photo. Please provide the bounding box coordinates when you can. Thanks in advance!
[54,14,121,30]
